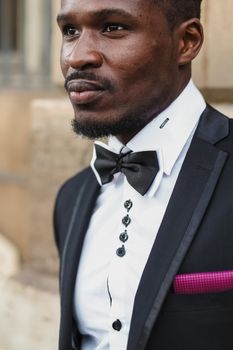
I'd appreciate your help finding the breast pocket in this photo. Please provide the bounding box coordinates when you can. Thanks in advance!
[147,289,233,350]
[165,287,233,312]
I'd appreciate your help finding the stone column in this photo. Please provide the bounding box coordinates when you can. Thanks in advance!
[193,0,233,89]
[23,0,51,80]
[51,0,63,84]
[24,0,42,74]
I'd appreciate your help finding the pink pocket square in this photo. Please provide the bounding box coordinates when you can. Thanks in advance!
[173,270,233,294]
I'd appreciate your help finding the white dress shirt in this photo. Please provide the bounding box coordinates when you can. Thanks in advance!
[73,80,206,350]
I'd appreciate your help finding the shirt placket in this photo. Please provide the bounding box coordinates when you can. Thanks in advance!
[108,178,134,350]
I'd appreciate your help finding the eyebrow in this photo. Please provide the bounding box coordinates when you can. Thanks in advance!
[57,8,133,23]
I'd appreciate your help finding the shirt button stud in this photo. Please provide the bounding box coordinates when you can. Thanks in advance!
[119,231,128,243]
[122,214,131,227]
[116,245,126,257]
[112,319,122,331]
[124,199,133,211]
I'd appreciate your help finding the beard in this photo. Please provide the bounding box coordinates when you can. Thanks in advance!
[71,109,154,140]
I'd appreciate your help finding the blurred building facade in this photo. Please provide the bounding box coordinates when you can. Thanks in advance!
[0,0,233,276]
[0,0,51,88]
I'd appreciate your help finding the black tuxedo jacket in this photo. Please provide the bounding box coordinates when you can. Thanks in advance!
[54,105,233,350]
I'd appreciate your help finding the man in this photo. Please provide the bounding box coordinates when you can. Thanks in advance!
[54,0,233,349]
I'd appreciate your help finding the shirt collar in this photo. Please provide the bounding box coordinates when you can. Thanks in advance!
[91,80,206,191]
[109,79,206,175]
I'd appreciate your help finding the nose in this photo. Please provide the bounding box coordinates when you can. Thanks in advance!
[64,31,103,70]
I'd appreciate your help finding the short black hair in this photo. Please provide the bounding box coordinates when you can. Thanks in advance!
[154,0,203,29]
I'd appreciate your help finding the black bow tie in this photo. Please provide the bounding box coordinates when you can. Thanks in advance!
[94,144,159,195]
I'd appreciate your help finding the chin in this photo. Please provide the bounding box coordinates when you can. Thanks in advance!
[71,108,149,140]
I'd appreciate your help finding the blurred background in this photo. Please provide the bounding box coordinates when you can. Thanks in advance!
[0,0,233,349]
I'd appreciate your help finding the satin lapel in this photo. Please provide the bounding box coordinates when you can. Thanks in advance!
[127,106,229,350]
[59,170,100,349]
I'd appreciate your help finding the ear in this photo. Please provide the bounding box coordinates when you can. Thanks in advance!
[176,18,204,66]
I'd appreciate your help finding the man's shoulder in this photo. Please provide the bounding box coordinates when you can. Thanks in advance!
[56,166,94,202]
[202,104,233,159]
[198,104,233,141]
[208,104,233,134]
[206,103,233,123]
[60,166,93,188]
[206,104,231,120]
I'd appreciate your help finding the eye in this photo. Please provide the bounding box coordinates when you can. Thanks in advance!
[63,25,81,37]
[103,24,125,33]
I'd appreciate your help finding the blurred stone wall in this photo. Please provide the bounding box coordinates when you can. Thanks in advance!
[193,0,233,90]
[0,272,59,350]
[0,91,31,259]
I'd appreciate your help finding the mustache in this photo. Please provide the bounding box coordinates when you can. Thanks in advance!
[64,71,115,92]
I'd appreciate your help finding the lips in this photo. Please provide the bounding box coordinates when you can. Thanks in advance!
[67,80,105,104]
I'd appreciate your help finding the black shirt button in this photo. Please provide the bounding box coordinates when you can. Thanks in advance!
[122,214,131,227]
[119,231,128,243]
[116,245,126,257]
[124,199,133,211]
[112,319,122,331]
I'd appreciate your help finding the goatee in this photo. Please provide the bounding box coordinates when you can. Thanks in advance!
[71,112,151,140]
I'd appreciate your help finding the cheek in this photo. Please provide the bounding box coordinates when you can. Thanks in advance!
[112,47,176,103]
[110,40,166,82]
[108,51,148,82]
[60,47,67,77]
[111,53,160,91]
[60,42,74,77]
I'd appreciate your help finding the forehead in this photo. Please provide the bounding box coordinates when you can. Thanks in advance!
[61,0,146,10]
[59,0,158,20]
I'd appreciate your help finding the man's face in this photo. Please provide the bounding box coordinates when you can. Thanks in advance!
[58,0,182,140]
